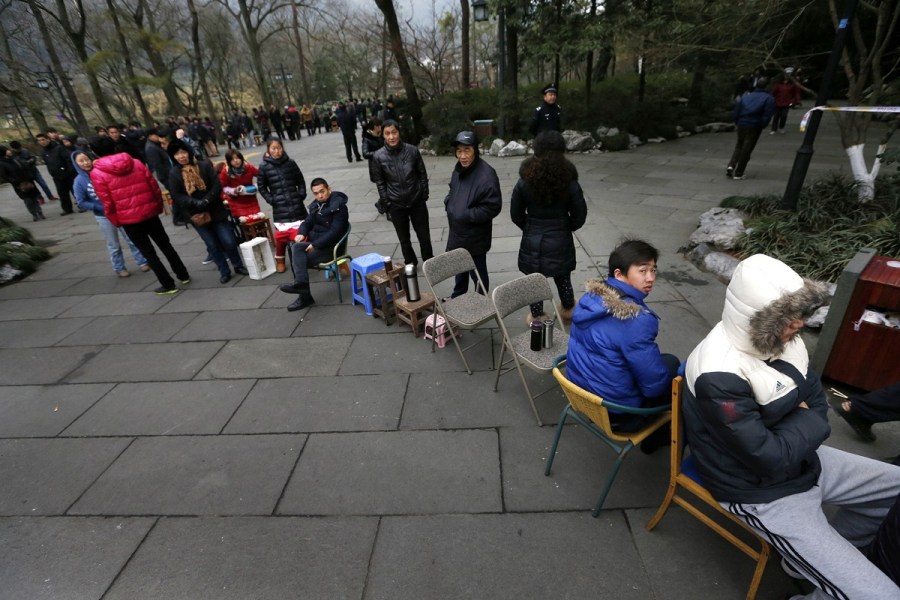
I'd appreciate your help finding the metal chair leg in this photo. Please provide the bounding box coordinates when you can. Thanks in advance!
[591,445,633,517]
[544,405,571,475]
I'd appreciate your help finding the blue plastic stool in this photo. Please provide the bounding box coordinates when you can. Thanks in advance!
[351,253,387,315]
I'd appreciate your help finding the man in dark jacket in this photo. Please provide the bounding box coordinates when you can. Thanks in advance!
[9,140,54,200]
[528,83,562,136]
[726,78,775,179]
[336,103,363,163]
[369,120,433,265]
[683,254,900,600]
[269,105,285,139]
[144,128,171,189]
[279,177,349,311]
[444,131,501,297]
[36,133,75,215]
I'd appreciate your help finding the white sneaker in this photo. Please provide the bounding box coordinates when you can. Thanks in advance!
[732,175,744,180]
[769,131,777,135]
[779,130,786,135]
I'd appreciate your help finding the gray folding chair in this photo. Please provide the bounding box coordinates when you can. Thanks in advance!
[422,249,498,374]
[491,273,569,426]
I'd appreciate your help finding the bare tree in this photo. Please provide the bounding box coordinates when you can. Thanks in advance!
[373,0,425,142]
[0,0,50,132]
[104,0,153,124]
[187,0,218,122]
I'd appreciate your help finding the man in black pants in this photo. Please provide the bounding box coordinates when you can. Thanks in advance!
[726,77,775,180]
[369,120,433,266]
[336,102,363,163]
[36,133,75,215]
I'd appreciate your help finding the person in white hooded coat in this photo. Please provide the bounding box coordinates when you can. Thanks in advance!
[682,254,900,600]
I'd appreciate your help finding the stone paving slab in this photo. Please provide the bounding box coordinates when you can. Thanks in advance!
[0,516,155,600]
[0,346,104,385]
[60,272,158,295]
[0,316,92,348]
[62,380,255,436]
[55,312,198,345]
[277,429,501,515]
[197,336,351,379]
[500,424,670,513]
[64,341,224,383]
[651,300,712,362]
[0,278,79,300]
[104,516,377,600]
[291,304,399,336]
[628,507,798,599]
[400,370,541,429]
[224,374,406,433]
[58,291,178,318]
[0,437,131,515]
[170,308,299,341]
[0,383,113,437]
[365,512,650,599]
[69,434,306,516]
[155,284,276,313]
[339,331,495,375]
[0,295,89,321]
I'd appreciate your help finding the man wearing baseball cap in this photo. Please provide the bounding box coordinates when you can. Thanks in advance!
[443,131,502,297]
[529,84,562,136]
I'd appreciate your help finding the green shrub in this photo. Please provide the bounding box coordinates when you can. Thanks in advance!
[721,174,900,282]
[600,132,631,152]
[0,217,50,283]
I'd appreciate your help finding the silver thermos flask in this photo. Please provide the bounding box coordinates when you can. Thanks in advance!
[404,264,421,302]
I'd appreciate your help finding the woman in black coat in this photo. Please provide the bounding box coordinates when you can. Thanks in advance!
[167,139,247,284]
[361,119,387,215]
[0,146,45,221]
[256,137,308,272]
[510,130,587,322]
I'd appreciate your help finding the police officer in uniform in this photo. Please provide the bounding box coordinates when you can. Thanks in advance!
[529,84,562,136]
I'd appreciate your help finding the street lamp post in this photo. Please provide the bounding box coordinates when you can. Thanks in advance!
[272,64,294,105]
[471,0,505,137]
[35,70,73,122]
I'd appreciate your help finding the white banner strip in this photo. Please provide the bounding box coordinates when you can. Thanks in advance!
[799,105,900,132]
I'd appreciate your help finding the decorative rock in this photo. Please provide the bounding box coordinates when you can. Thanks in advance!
[703,251,741,281]
[607,127,620,137]
[498,141,527,157]
[596,126,609,137]
[562,130,595,152]
[628,134,642,147]
[489,139,506,156]
[647,137,666,144]
[704,122,735,133]
[688,207,747,250]
[677,131,692,138]
[805,306,830,328]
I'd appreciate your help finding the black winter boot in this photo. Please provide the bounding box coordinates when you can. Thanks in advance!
[286,283,315,311]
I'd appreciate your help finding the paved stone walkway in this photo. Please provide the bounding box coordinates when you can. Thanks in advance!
[1,117,896,599]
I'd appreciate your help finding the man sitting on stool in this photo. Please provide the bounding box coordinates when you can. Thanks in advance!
[279,178,349,311]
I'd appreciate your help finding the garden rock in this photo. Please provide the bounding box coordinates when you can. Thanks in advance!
[629,134,643,148]
[562,130,595,152]
[490,139,506,156]
[647,137,666,144]
[498,141,527,157]
[688,207,747,250]
[806,306,830,328]
[703,251,741,281]
[596,126,610,137]
[704,122,734,133]
[606,127,620,137]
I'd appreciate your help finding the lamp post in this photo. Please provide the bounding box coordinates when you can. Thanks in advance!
[272,64,294,105]
[35,71,73,121]
[471,0,505,137]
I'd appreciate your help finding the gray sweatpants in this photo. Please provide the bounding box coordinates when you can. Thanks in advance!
[723,445,900,600]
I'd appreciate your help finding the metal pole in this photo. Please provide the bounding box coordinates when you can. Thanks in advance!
[279,63,292,105]
[497,5,506,138]
[779,0,858,210]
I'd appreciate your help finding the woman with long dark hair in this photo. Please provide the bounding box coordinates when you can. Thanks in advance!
[511,130,587,322]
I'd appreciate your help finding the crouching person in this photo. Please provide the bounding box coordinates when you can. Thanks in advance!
[682,254,900,600]
[279,178,349,311]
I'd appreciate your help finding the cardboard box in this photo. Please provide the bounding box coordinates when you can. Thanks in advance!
[239,237,276,280]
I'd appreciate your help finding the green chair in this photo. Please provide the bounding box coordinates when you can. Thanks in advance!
[315,223,352,303]
[546,356,672,516]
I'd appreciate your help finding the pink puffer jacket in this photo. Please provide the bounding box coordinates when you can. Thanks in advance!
[90,153,163,227]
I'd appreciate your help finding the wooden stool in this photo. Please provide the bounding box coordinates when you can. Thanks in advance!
[240,217,274,244]
[394,291,435,337]
[161,191,172,215]
[365,262,405,326]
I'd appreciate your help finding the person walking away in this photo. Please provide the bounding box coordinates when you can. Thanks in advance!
[0,146,45,221]
[369,120,433,265]
[443,131,502,296]
[167,140,247,284]
[269,105,285,140]
[71,149,150,277]
[278,178,349,311]
[770,68,802,135]
[89,136,190,295]
[36,133,75,215]
[529,84,562,136]
[726,77,775,180]
[336,102,363,163]
[511,130,587,323]
[9,141,54,201]
[362,119,387,216]
[257,137,308,272]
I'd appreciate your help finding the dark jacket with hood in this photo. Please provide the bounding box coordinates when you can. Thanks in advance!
[510,159,586,276]
[298,191,350,251]
[0,150,40,199]
[362,130,384,161]
[144,139,171,188]
[444,155,502,257]
[257,152,308,223]
[567,277,671,411]
[682,254,832,504]
[42,140,75,181]
[369,141,429,209]
[166,141,227,224]
[733,89,776,129]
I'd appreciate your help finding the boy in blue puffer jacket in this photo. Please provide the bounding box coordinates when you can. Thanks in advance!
[566,240,679,451]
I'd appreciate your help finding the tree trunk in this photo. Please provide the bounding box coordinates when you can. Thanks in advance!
[373,0,425,143]
[28,2,90,134]
[460,0,470,90]
[236,0,271,107]
[381,22,389,98]
[187,0,217,123]
[134,0,186,115]
[504,13,520,136]
[291,3,311,103]
[584,0,597,103]
[844,143,884,202]
[105,0,153,124]
[688,50,707,110]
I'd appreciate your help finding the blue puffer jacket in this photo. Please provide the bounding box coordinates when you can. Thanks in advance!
[71,151,105,216]
[566,277,670,411]
[733,89,775,128]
